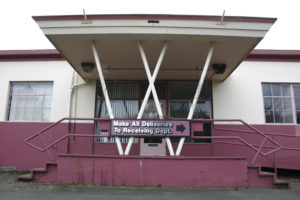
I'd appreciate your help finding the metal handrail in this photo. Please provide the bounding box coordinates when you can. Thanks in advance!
[23,117,110,160]
[23,117,300,165]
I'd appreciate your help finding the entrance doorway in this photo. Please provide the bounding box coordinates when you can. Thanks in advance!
[140,100,167,156]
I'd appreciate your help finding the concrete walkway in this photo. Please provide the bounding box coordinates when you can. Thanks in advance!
[1,172,300,200]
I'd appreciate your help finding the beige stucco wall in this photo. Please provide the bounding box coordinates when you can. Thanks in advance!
[2,59,299,124]
[213,61,300,124]
[0,61,96,122]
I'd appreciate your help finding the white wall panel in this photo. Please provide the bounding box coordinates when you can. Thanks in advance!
[213,61,300,124]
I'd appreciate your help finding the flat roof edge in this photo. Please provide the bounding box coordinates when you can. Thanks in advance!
[0,49,64,61]
[1,49,299,62]
[32,14,277,23]
[245,49,300,62]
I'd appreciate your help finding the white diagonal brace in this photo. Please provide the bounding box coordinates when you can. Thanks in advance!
[91,41,124,155]
[124,41,174,156]
[137,41,164,118]
[175,43,215,156]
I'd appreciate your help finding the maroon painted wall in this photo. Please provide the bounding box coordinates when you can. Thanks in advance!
[212,124,300,170]
[0,121,300,171]
[0,121,139,170]
[57,155,249,187]
[0,122,67,170]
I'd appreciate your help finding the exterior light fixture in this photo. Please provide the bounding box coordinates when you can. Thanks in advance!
[148,19,159,23]
[81,62,95,73]
[212,64,226,74]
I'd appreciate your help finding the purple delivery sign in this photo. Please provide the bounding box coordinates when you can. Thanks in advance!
[111,120,190,137]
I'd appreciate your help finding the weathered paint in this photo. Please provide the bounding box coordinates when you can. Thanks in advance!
[56,155,249,187]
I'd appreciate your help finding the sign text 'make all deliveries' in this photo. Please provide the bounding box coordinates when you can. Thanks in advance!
[110,120,190,137]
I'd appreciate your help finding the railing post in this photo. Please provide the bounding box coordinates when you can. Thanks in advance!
[38,133,54,161]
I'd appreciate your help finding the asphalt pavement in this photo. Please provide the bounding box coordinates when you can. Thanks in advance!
[1,172,300,200]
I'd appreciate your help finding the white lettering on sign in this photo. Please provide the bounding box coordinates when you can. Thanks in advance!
[110,119,190,137]
[113,120,130,127]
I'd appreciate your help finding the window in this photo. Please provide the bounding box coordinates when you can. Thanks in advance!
[293,84,300,124]
[7,82,53,122]
[262,83,300,124]
[95,80,213,143]
[95,81,139,143]
[168,81,212,143]
[169,81,212,119]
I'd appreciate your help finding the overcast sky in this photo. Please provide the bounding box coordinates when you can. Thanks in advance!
[1,0,299,50]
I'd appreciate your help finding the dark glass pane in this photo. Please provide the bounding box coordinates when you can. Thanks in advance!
[144,138,162,143]
[264,97,273,110]
[200,81,212,99]
[295,97,300,110]
[169,81,197,99]
[193,101,211,119]
[282,98,292,111]
[274,111,284,123]
[170,101,189,118]
[297,111,300,124]
[265,110,274,123]
[142,82,166,99]
[169,81,211,100]
[293,85,300,96]
[283,110,293,123]
[262,84,272,96]
[170,138,180,143]
[273,98,283,111]
[281,84,291,96]
[272,84,281,96]
[193,123,212,143]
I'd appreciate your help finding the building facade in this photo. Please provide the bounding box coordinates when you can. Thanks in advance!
[0,14,300,187]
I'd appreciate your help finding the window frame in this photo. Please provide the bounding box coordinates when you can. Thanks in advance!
[262,82,299,125]
[7,81,54,122]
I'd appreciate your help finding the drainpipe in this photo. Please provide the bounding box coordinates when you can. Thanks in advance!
[69,72,87,119]
[67,71,87,153]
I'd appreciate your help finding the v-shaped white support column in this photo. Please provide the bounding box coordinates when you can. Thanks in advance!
[91,41,124,155]
[124,41,174,156]
[175,43,215,156]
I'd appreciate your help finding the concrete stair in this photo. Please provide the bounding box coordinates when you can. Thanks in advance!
[18,161,57,182]
[248,165,289,188]
[17,159,290,188]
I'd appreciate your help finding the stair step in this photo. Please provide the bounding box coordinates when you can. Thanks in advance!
[259,171,274,176]
[46,161,57,165]
[18,173,33,180]
[33,168,46,172]
[273,179,290,189]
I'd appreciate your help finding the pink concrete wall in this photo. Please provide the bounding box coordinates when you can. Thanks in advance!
[57,155,249,187]
[0,121,139,170]
[212,124,300,170]
[1,121,300,172]
[0,122,67,170]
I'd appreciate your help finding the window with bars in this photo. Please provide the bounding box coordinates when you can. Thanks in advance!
[262,83,300,124]
[7,82,53,122]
